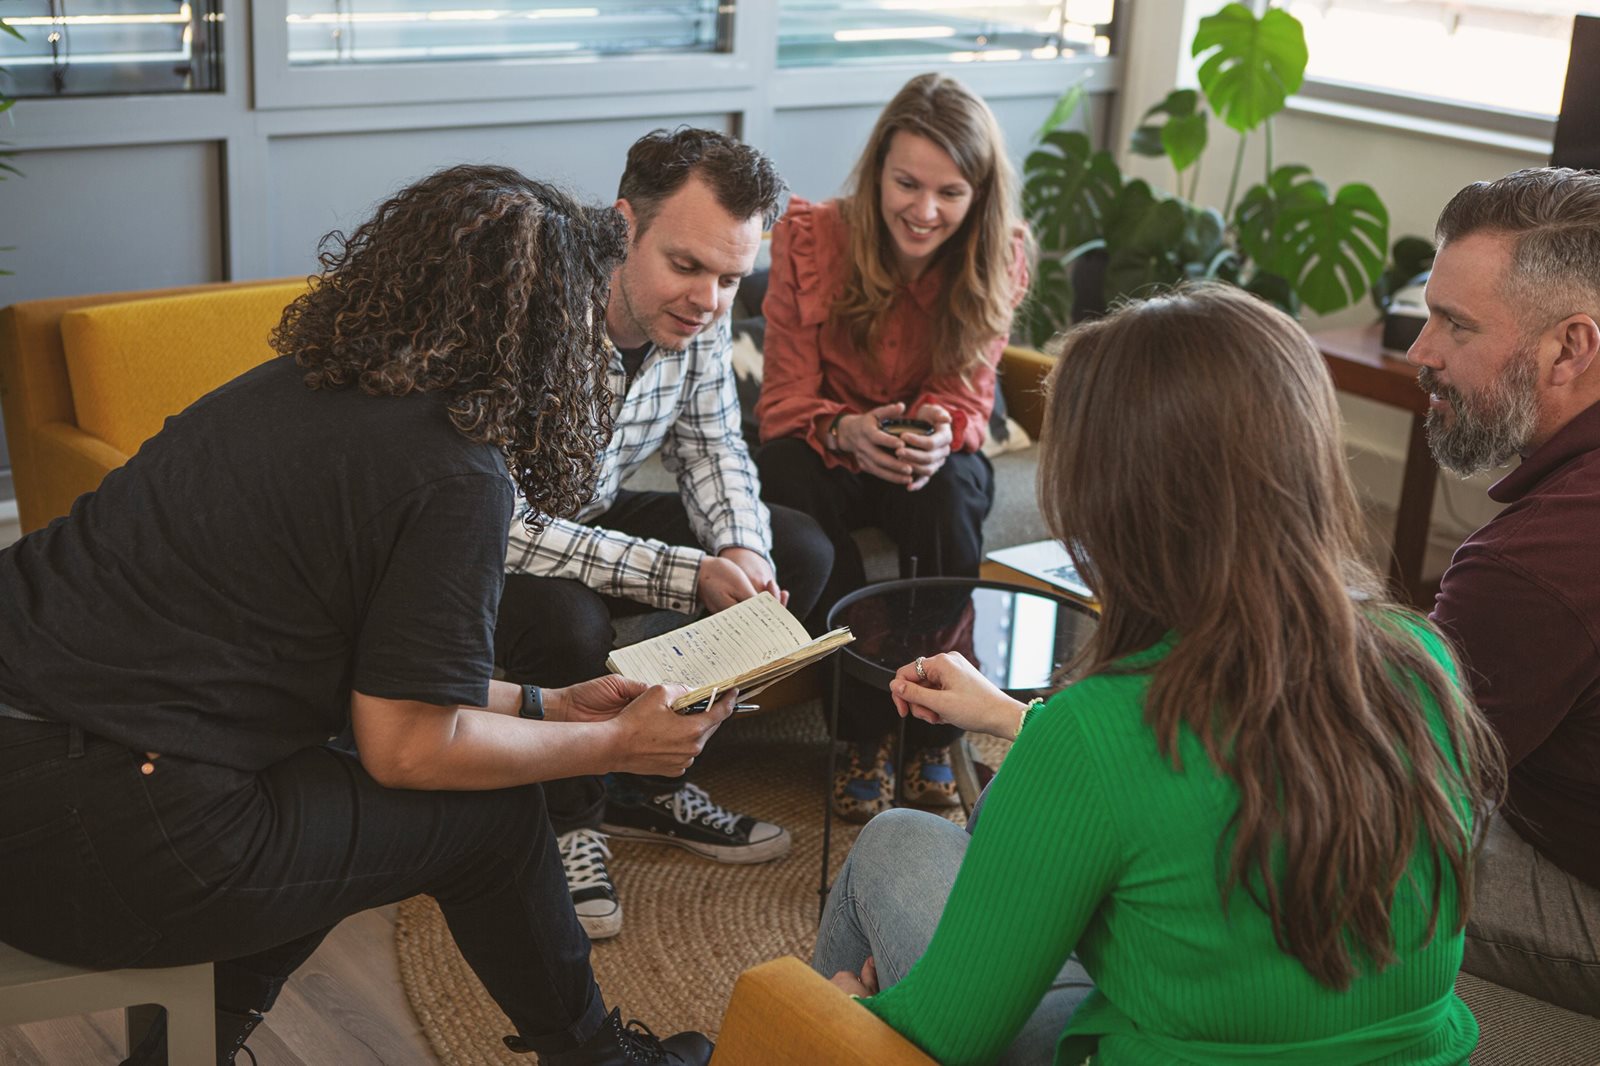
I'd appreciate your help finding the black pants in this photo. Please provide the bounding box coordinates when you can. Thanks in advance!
[493,491,833,833]
[0,719,606,1057]
[755,438,995,749]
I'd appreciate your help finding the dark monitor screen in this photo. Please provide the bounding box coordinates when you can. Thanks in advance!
[1553,14,1600,169]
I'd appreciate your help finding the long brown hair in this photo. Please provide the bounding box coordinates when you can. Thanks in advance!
[834,72,1026,380]
[272,164,627,531]
[1037,284,1504,989]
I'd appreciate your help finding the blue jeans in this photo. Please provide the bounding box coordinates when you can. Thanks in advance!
[813,807,1094,1064]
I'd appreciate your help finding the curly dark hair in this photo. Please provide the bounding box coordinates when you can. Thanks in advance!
[271,163,628,530]
[617,126,785,235]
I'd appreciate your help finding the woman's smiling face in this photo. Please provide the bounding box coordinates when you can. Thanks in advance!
[878,130,974,281]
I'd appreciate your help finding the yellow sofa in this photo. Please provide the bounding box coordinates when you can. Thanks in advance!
[0,279,307,534]
[711,956,935,1065]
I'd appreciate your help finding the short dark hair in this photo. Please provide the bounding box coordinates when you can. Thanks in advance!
[1436,167,1600,328]
[617,127,785,236]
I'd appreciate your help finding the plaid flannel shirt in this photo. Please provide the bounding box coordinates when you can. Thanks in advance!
[505,315,773,613]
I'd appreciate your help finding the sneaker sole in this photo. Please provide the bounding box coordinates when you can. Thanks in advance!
[598,823,792,864]
[576,909,622,940]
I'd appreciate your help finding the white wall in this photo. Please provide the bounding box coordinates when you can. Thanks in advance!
[1116,0,1549,557]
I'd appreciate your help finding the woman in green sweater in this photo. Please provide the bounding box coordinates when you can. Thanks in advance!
[812,284,1506,1065]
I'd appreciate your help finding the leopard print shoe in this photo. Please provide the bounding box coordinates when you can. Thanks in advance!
[831,735,896,824]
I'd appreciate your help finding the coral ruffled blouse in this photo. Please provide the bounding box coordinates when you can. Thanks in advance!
[755,197,1029,469]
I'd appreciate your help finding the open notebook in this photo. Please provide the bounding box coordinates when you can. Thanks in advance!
[605,592,854,712]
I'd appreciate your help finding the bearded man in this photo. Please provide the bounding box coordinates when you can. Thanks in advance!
[1408,167,1600,1016]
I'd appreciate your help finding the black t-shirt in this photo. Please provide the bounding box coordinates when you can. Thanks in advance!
[0,356,513,771]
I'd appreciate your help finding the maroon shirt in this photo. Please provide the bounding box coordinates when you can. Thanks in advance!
[1432,398,1600,888]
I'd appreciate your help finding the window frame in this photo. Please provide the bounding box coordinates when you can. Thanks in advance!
[251,0,766,111]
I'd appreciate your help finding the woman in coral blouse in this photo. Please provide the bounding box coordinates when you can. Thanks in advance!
[755,72,1029,821]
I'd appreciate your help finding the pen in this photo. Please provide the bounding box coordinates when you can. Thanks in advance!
[677,701,760,715]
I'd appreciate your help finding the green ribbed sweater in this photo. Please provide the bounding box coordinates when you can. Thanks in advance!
[862,629,1479,1065]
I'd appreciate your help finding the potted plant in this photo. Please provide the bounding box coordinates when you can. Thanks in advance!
[1021,2,1410,346]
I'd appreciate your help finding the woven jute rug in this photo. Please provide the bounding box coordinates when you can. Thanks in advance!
[395,702,1010,1065]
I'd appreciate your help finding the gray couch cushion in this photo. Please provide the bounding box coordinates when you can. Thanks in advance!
[1457,972,1600,1064]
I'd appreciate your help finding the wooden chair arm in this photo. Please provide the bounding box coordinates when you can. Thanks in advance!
[710,957,935,1066]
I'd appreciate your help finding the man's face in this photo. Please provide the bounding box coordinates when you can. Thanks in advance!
[607,175,761,352]
[1408,232,1546,475]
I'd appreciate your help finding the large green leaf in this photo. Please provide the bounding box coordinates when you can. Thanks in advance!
[1103,181,1190,301]
[1193,4,1308,134]
[1130,89,1209,174]
[1035,82,1088,141]
[1022,129,1122,257]
[1233,165,1322,277]
[1021,256,1075,348]
[1276,182,1390,315]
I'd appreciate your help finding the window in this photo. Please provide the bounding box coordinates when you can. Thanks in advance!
[1283,0,1583,118]
[776,1,1114,69]
[284,0,725,67]
[0,0,222,96]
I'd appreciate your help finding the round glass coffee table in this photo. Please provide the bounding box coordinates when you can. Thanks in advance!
[819,577,1099,910]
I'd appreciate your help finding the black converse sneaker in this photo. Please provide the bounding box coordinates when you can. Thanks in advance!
[507,1006,712,1065]
[600,782,790,863]
[559,828,622,940]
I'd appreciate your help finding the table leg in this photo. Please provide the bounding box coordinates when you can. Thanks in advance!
[1390,412,1440,608]
[819,654,843,923]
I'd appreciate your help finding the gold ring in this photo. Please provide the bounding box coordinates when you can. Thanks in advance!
[915,656,927,682]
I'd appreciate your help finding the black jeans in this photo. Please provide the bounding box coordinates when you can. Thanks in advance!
[493,491,833,833]
[755,438,995,749]
[0,719,606,1057]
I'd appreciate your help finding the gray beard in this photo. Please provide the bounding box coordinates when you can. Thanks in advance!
[1423,348,1540,477]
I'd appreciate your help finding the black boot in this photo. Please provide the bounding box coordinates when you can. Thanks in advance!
[502,1007,712,1065]
[119,1005,265,1066]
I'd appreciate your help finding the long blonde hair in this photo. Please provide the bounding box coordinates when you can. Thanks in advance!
[1037,284,1505,989]
[834,72,1025,381]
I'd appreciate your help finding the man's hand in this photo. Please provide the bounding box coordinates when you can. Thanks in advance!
[833,402,916,487]
[698,553,759,613]
[604,684,737,776]
[719,546,788,607]
[897,404,954,491]
[545,675,649,723]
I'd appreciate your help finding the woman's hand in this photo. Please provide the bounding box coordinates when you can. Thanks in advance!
[834,402,916,486]
[896,404,953,491]
[891,652,1029,740]
[545,675,650,723]
[829,956,880,997]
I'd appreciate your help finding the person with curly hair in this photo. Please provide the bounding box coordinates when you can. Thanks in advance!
[494,128,833,940]
[0,164,722,1066]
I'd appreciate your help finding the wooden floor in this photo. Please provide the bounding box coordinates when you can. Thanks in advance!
[2,905,442,1065]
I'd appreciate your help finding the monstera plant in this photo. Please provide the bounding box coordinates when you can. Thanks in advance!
[1021,3,1395,346]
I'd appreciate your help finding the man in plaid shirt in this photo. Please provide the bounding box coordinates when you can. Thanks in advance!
[496,129,833,940]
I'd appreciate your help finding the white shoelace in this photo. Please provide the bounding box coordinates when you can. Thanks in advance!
[665,782,742,833]
[558,828,614,892]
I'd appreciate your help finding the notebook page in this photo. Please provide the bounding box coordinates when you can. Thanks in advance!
[606,592,812,688]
